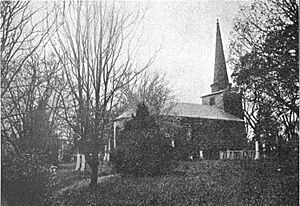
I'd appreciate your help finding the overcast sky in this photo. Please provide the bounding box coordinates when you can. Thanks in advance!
[135,1,250,104]
[38,0,251,104]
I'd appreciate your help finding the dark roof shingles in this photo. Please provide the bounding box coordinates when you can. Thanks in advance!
[115,102,243,122]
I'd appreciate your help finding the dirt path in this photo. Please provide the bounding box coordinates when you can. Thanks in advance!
[56,174,117,196]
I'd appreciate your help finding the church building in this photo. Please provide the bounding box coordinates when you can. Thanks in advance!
[112,20,246,159]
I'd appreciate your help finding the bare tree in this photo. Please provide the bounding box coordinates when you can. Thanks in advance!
[121,72,176,116]
[1,1,63,156]
[1,52,65,156]
[52,1,155,188]
[115,71,180,153]
[1,1,58,98]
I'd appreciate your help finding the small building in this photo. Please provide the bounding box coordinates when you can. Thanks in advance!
[112,20,246,159]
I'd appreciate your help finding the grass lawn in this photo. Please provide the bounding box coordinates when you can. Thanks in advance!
[51,160,299,206]
[51,161,114,193]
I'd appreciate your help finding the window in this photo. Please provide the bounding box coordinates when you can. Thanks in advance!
[209,97,215,106]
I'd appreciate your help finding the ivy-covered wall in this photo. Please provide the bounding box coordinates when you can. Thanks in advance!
[223,90,244,119]
[172,117,247,159]
[115,116,247,160]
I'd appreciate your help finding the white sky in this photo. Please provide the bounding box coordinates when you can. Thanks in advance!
[134,1,251,104]
[35,0,251,104]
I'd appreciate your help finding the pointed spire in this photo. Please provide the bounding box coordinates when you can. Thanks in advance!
[211,19,229,92]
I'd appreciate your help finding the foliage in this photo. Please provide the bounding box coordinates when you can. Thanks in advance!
[111,103,175,176]
[1,151,54,206]
[229,0,299,155]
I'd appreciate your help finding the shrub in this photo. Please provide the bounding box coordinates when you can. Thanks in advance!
[1,151,54,206]
[111,103,175,176]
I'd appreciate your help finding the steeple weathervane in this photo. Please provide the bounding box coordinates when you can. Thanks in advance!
[210,20,229,92]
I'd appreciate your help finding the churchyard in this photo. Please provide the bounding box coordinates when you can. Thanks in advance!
[2,0,298,205]
[48,159,298,205]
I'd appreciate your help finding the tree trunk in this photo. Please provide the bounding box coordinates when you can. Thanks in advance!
[87,153,99,189]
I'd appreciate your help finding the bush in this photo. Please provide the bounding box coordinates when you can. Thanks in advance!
[1,151,54,206]
[111,103,176,177]
[111,129,175,177]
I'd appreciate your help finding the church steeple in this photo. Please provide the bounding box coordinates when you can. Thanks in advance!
[210,19,229,92]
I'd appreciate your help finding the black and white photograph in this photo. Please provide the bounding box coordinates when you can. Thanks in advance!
[1,0,298,205]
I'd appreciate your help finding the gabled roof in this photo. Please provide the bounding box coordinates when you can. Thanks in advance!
[201,89,225,98]
[114,107,136,121]
[114,102,243,122]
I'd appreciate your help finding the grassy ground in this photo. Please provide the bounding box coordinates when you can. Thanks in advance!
[51,160,299,206]
[51,161,113,193]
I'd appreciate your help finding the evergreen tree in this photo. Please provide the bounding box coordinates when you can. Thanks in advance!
[111,102,175,176]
